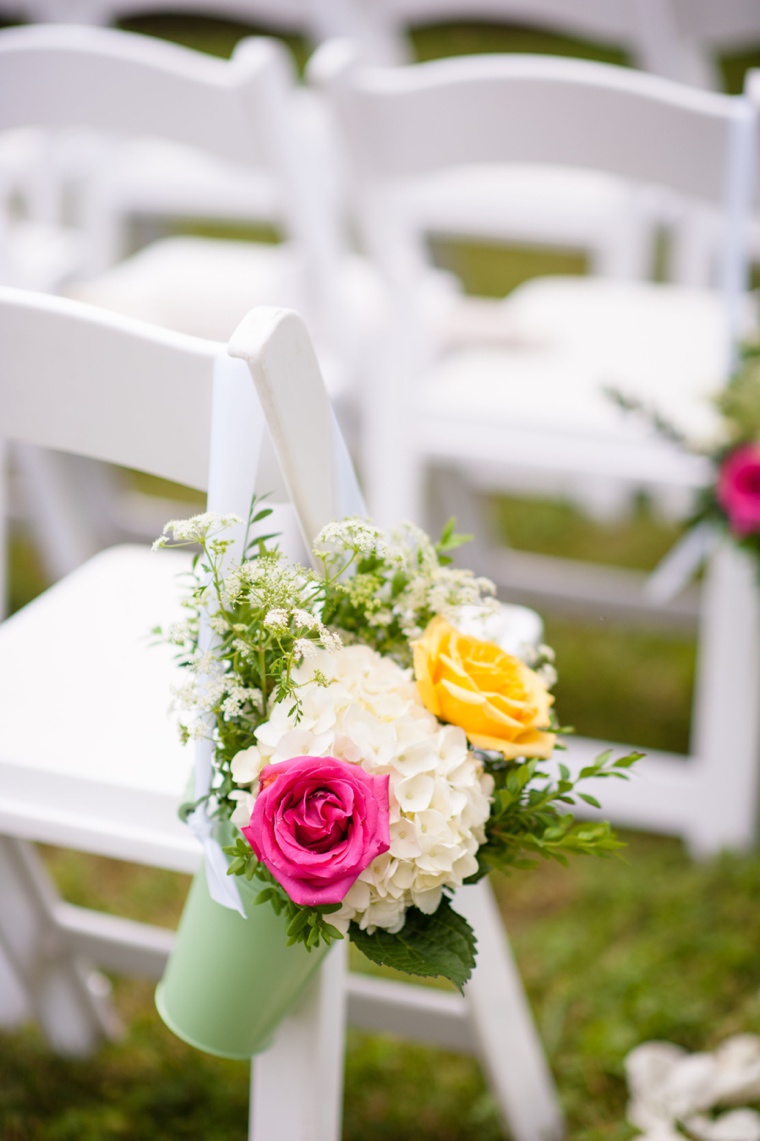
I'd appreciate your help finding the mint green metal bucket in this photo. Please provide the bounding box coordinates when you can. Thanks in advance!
[156,860,329,1059]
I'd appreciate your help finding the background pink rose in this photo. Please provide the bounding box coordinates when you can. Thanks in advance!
[717,444,760,537]
[242,755,390,906]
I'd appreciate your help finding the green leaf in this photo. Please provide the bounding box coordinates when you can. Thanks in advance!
[579,793,602,809]
[349,899,477,992]
[286,909,311,940]
[613,752,645,769]
[435,517,472,554]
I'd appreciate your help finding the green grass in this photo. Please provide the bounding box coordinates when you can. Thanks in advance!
[8,533,49,615]
[4,834,760,1139]
[117,12,310,72]
[492,495,697,751]
[411,20,630,67]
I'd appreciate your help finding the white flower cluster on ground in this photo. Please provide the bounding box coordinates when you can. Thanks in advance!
[626,1036,760,1141]
[230,644,494,934]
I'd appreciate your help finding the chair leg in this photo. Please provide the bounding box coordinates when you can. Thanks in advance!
[688,541,760,857]
[0,945,30,1029]
[249,937,347,1141]
[13,444,113,580]
[457,880,565,1141]
[0,836,119,1055]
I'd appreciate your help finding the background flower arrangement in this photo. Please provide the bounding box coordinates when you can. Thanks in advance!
[610,338,760,577]
[155,502,637,991]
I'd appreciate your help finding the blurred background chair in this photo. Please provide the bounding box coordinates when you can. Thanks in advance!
[670,0,760,90]
[0,291,563,1141]
[312,43,760,857]
[0,23,385,583]
[3,5,754,587]
[30,0,725,284]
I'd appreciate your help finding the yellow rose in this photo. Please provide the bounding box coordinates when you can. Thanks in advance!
[412,616,556,760]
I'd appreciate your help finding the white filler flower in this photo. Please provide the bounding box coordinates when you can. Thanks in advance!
[231,644,494,935]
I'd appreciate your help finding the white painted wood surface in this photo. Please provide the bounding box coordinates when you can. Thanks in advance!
[0,292,562,1139]
[0,24,367,583]
[234,305,564,1141]
[314,45,760,859]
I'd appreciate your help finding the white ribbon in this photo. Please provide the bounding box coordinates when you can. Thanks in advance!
[186,611,246,916]
[186,799,246,917]
[331,408,367,520]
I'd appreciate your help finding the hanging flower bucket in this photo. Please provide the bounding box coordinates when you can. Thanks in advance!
[155,857,330,1059]
[152,509,637,1057]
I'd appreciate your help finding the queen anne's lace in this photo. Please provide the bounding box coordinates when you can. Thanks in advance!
[231,644,493,935]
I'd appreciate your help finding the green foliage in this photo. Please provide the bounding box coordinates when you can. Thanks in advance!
[435,517,473,564]
[350,899,477,992]
[315,517,493,666]
[221,838,344,952]
[156,498,643,985]
[717,341,760,444]
[477,750,641,876]
[606,338,760,584]
[155,504,495,816]
[11,834,760,1139]
[604,386,693,449]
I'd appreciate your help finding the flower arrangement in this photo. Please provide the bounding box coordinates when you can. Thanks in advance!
[155,504,637,993]
[610,339,760,578]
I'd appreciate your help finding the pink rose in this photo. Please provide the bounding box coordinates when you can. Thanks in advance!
[241,755,390,907]
[717,444,760,537]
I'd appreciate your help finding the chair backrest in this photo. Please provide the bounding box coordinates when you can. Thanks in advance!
[13,0,366,40]
[369,0,667,57]
[672,0,760,53]
[0,25,293,168]
[329,0,720,84]
[0,24,345,312]
[0,288,365,606]
[312,43,757,310]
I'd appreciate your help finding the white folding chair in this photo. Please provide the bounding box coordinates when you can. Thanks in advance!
[313,44,760,857]
[326,0,710,284]
[0,24,384,585]
[1,1,383,294]
[0,26,344,353]
[0,289,563,1141]
[670,0,760,90]
[10,0,363,37]
[368,0,700,74]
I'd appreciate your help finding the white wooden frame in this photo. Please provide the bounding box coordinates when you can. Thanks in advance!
[0,24,356,584]
[0,290,563,1141]
[312,45,760,858]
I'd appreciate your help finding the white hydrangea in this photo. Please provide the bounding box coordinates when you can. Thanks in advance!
[232,644,494,935]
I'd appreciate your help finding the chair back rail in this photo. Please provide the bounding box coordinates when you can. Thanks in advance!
[0,26,293,169]
[0,288,220,490]
[314,46,756,202]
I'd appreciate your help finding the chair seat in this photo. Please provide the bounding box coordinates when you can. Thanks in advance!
[0,543,200,872]
[87,84,331,227]
[5,221,85,291]
[417,278,741,491]
[399,164,645,253]
[97,138,281,223]
[67,236,388,404]
[68,236,305,343]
